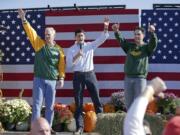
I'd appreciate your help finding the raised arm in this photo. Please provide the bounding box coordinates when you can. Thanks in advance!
[91,17,109,49]
[18,9,45,52]
[112,23,130,53]
[147,24,158,55]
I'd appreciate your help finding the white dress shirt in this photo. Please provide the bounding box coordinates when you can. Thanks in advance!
[66,32,109,72]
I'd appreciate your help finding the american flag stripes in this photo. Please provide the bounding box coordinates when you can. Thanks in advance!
[0,8,179,104]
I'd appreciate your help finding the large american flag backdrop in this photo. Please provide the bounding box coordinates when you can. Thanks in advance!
[141,10,180,96]
[0,8,179,104]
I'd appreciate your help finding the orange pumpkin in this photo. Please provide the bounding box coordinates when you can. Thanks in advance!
[84,111,97,132]
[103,103,115,113]
[69,102,76,113]
[146,99,158,114]
[83,103,95,112]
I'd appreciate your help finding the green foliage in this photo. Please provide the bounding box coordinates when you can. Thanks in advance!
[0,99,32,124]
[145,114,164,135]
[110,91,126,112]
[157,93,179,114]
[0,49,4,62]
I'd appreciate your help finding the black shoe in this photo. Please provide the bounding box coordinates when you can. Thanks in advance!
[51,129,56,135]
[74,128,83,135]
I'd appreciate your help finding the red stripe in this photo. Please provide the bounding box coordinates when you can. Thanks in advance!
[1,89,120,97]
[3,72,180,81]
[2,72,124,81]
[47,23,138,32]
[94,56,125,64]
[56,39,134,48]
[2,89,180,97]
[45,9,138,16]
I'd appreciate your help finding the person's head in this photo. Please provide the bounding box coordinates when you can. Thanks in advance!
[75,29,85,44]
[163,116,180,135]
[30,117,51,135]
[45,27,56,45]
[134,27,145,45]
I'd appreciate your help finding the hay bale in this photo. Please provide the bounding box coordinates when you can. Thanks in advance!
[95,113,125,135]
[145,114,164,135]
[95,113,164,135]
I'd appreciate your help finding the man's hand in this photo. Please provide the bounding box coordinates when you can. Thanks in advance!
[112,23,119,32]
[104,17,109,31]
[58,79,64,88]
[18,9,26,21]
[149,77,167,95]
[73,50,83,65]
[148,23,155,33]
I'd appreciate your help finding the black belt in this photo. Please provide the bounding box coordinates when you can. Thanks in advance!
[74,70,93,74]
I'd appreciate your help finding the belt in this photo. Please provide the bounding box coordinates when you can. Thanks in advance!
[74,70,93,74]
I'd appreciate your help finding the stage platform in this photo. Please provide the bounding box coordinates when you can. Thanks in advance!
[1,131,100,135]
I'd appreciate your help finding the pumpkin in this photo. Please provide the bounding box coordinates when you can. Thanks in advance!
[103,103,115,113]
[84,111,97,132]
[83,103,95,112]
[146,99,158,114]
[16,121,29,131]
[69,102,76,113]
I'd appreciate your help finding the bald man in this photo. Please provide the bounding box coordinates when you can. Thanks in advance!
[29,117,51,135]
[18,9,65,130]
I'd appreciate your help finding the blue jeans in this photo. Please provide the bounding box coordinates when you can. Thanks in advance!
[124,76,146,110]
[31,77,57,126]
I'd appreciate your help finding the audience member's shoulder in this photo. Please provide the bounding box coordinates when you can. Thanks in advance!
[163,116,180,135]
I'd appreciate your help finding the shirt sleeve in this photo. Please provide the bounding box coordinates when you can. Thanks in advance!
[90,31,109,50]
[146,33,158,56]
[58,46,65,79]
[114,32,130,53]
[123,97,149,135]
[66,48,74,69]
[22,21,45,52]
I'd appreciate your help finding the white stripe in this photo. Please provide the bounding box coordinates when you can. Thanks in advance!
[46,15,139,25]
[0,81,123,89]
[64,47,125,56]
[55,31,134,40]
[2,64,180,73]
[149,64,180,73]
[4,97,111,105]
[2,65,34,73]
[1,81,180,89]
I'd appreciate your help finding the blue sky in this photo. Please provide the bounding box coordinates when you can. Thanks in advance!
[0,0,179,10]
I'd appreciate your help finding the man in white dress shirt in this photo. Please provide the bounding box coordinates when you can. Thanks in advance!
[66,17,109,135]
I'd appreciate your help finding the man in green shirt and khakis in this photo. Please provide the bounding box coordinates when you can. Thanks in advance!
[112,23,158,110]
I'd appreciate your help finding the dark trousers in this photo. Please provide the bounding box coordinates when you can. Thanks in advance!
[73,71,103,130]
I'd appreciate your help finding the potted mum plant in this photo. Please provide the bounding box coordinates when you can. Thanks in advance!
[0,98,32,131]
